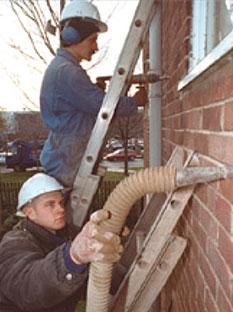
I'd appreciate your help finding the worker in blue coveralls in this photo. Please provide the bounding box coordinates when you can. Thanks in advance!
[40,0,147,187]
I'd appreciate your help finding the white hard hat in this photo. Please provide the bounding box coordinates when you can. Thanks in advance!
[60,0,107,33]
[17,173,64,211]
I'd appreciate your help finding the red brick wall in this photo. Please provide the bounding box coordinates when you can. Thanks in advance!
[160,0,233,311]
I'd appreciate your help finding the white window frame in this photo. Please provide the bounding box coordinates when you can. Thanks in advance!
[189,0,207,69]
[178,0,233,91]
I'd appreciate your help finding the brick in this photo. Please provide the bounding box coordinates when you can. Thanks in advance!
[205,134,224,160]
[189,232,200,260]
[194,269,206,311]
[204,134,233,164]
[172,129,184,145]
[199,253,217,298]
[218,228,233,272]
[208,239,232,297]
[162,117,171,128]
[215,195,232,233]
[184,132,213,155]
[162,99,182,117]
[190,196,202,228]
[223,100,233,130]
[216,285,233,312]
[182,109,203,129]
[192,216,208,252]
[203,106,222,131]
[217,64,233,99]
[218,179,233,204]
[195,184,208,204]
[205,288,218,312]
[202,185,218,217]
[171,115,182,129]
[231,285,233,309]
[198,205,218,242]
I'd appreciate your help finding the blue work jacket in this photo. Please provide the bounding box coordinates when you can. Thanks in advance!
[40,48,137,186]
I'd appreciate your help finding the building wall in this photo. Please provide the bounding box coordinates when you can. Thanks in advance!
[160,0,233,311]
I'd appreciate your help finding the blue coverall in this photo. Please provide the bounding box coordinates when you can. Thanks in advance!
[40,48,137,186]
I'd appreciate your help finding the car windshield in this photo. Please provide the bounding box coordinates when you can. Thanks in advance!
[112,149,124,155]
[6,144,18,156]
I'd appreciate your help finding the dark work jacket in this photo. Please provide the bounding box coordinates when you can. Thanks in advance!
[0,219,87,312]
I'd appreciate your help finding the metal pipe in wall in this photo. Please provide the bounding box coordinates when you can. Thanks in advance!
[149,3,161,167]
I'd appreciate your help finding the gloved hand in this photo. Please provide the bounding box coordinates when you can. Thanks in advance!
[132,87,148,107]
[70,210,123,264]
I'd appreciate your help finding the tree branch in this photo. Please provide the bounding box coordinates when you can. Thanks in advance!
[9,1,47,64]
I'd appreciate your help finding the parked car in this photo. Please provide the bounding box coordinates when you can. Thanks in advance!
[104,148,137,161]
[0,152,6,165]
[6,140,44,171]
[105,140,123,152]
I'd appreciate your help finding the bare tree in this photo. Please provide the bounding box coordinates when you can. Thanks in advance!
[0,0,62,110]
[109,113,143,176]
[0,113,8,149]
[0,113,6,133]
[3,0,121,109]
[14,112,48,141]
[9,0,60,61]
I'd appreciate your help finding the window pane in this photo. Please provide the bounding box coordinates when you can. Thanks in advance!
[207,0,233,52]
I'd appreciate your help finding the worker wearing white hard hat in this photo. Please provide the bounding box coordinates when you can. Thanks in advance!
[17,173,64,210]
[40,0,147,187]
[0,173,123,311]
[60,0,108,32]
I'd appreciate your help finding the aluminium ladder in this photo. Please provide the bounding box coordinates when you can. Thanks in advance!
[111,147,197,311]
[70,0,158,227]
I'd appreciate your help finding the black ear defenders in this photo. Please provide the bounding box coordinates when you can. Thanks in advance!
[60,26,81,45]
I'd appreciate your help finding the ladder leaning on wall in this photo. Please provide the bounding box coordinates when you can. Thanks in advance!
[70,0,159,228]
[66,1,233,310]
[110,146,197,311]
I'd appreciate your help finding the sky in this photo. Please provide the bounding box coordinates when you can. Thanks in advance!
[0,0,140,111]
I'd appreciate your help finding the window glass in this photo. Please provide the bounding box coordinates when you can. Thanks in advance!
[207,0,233,53]
[191,0,233,68]
[7,145,17,156]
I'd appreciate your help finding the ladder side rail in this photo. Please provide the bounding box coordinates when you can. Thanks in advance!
[120,146,186,268]
[75,0,157,180]
[128,235,187,312]
[71,0,158,226]
[111,157,198,310]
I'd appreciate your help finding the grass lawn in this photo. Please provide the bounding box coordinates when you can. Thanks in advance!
[0,169,126,184]
[0,163,143,184]
[0,170,40,183]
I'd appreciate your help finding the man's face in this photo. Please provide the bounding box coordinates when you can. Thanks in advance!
[74,32,99,61]
[23,191,66,233]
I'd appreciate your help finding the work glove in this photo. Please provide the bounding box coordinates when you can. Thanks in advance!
[70,210,123,264]
[132,86,148,107]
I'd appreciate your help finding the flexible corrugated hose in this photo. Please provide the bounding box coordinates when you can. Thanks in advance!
[86,165,177,312]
